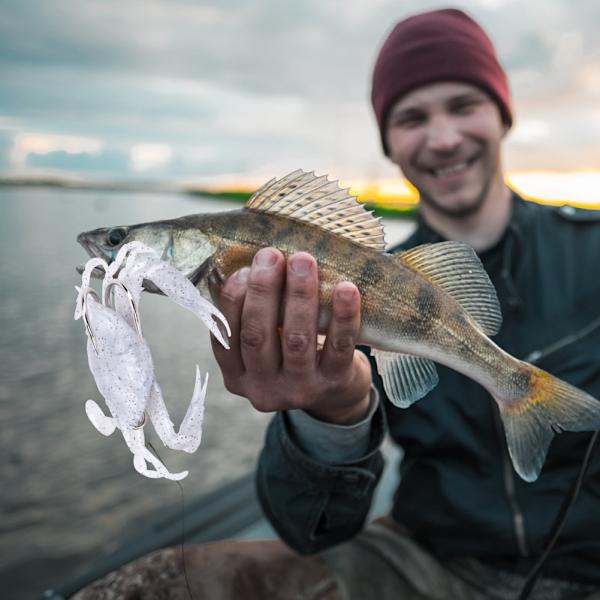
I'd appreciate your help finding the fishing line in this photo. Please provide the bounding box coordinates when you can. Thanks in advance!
[516,431,600,600]
[146,441,196,600]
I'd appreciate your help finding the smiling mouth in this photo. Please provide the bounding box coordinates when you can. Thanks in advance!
[426,155,479,178]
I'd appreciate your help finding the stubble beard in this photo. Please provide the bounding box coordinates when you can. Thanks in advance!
[419,177,491,219]
[417,155,496,220]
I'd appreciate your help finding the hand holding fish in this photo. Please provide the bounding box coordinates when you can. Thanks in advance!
[210,247,373,425]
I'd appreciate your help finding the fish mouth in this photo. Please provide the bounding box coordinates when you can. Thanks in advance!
[76,232,109,276]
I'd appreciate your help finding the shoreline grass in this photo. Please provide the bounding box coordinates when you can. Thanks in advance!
[187,189,419,219]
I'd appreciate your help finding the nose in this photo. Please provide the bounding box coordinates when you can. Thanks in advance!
[425,115,461,152]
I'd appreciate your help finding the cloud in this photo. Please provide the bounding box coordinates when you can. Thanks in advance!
[129,143,173,172]
[1,0,600,180]
[27,147,130,175]
[510,119,551,144]
[10,132,102,169]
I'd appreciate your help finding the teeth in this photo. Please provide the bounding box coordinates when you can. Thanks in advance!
[433,162,468,177]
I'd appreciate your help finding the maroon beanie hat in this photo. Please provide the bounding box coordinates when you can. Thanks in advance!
[371,8,512,155]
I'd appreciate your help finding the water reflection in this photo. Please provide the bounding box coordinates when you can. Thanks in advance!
[0,186,414,598]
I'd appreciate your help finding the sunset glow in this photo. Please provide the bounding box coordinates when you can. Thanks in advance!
[200,170,600,211]
[347,171,600,210]
[506,171,600,208]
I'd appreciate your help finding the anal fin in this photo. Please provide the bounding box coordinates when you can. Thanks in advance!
[371,349,438,408]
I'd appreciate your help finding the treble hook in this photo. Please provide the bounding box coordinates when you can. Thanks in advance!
[103,280,144,340]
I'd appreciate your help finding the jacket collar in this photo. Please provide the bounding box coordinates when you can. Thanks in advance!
[396,188,529,252]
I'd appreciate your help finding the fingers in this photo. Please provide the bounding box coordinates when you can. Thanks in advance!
[210,266,250,381]
[281,253,319,377]
[211,249,369,418]
[238,248,285,378]
[319,281,362,378]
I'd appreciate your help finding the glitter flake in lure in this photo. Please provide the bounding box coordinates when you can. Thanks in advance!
[74,242,231,481]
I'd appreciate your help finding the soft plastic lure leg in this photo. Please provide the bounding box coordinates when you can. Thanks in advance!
[123,428,188,481]
[116,246,231,349]
[85,399,117,436]
[146,366,208,453]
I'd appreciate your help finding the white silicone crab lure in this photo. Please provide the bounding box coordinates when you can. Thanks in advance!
[74,242,231,481]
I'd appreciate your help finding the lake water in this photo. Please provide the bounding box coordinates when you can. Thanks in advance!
[0,185,414,599]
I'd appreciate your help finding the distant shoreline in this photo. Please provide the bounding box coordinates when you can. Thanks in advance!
[0,177,419,220]
[0,176,177,193]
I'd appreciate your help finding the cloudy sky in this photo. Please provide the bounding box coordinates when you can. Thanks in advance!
[2,0,600,193]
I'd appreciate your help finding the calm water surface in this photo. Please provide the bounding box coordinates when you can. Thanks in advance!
[0,186,414,599]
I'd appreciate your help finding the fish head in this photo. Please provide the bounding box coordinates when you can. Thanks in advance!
[77,222,170,265]
[77,217,218,290]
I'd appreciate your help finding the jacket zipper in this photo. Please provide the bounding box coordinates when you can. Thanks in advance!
[522,314,600,365]
[496,223,531,556]
[493,406,530,557]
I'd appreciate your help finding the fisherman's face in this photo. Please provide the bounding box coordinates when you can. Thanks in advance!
[385,81,508,218]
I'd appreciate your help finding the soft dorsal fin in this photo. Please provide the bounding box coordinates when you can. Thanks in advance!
[398,241,502,336]
[245,170,386,251]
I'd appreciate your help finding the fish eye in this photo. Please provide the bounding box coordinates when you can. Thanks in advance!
[107,228,127,247]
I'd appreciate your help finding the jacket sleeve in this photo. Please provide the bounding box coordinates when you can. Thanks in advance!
[255,401,386,554]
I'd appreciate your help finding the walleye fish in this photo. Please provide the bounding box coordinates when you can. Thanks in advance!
[77,169,600,482]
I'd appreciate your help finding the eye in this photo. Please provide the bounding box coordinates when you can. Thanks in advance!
[389,111,425,129]
[107,228,127,246]
[454,102,473,113]
[451,97,482,115]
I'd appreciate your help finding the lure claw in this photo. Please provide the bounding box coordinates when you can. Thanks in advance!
[76,242,229,481]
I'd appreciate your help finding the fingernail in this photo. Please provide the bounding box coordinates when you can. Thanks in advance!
[254,248,277,268]
[336,282,355,301]
[236,267,250,284]
[289,254,311,276]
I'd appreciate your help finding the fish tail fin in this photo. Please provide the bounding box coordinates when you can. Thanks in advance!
[497,363,600,482]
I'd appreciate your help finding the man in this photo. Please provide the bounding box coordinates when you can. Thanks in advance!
[75,8,600,600]
[211,8,600,599]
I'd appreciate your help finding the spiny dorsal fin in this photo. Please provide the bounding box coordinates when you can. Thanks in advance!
[398,241,502,336]
[246,170,386,251]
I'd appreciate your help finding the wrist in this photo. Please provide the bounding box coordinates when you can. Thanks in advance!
[306,390,372,425]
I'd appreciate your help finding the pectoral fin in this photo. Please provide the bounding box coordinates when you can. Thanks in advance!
[371,349,438,407]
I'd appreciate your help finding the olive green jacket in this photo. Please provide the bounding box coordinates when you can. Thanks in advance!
[256,194,600,584]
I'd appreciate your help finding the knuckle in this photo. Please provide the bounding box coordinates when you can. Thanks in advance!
[247,277,275,297]
[240,321,266,350]
[287,282,313,301]
[331,334,355,354]
[333,308,357,324]
[283,331,311,355]
[219,289,242,307]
